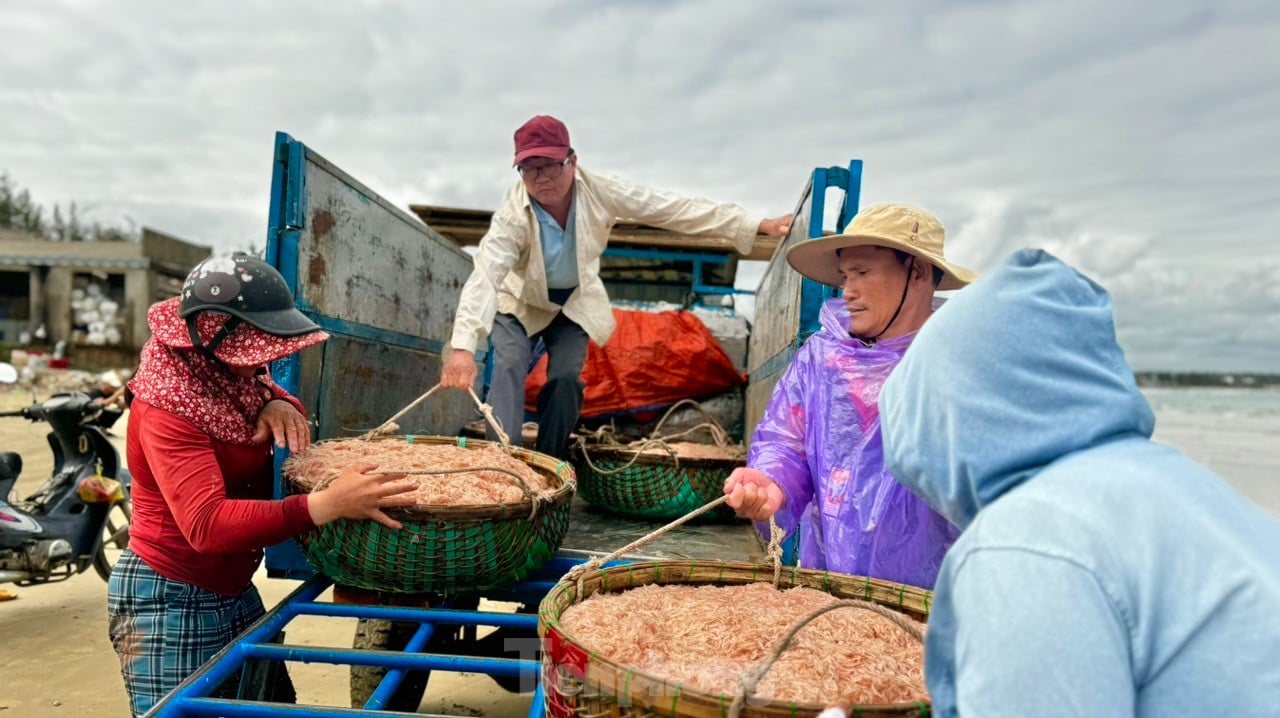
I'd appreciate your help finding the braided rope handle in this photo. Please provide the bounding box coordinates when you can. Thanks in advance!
[572,435,681,475]
[727,600,925,717]
[649,422,742,457]
[359,383,443,440]
[649,398,732,447]
[573,398,743,471]
[467,387,512,449]
[358,382,512,450]
[765,518,784,587]
[584,422,621,446]
[562,495,730,598]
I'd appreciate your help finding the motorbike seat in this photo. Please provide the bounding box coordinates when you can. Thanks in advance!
[0,452,21,483]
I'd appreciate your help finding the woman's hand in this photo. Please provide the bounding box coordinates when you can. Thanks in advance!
[253,399,311,452]
[307,462,420,529]
[723,467,785,521]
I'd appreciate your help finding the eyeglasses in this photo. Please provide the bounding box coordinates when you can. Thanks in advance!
[517,153,573,181]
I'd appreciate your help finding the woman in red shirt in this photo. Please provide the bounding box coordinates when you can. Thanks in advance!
[107,254,416,716]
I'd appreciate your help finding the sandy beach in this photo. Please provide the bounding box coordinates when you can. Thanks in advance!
[0,390,532,717]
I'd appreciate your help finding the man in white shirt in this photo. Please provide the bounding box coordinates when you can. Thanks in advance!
[441,115,791,458]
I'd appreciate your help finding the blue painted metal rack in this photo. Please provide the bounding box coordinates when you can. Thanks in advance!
[143,554,617,717]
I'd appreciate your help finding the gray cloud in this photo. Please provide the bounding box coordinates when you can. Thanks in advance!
[2,0,1278,371]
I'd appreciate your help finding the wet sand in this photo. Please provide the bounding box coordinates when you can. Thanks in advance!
[1145,387,1280,517]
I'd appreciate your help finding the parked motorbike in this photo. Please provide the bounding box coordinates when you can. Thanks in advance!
[0,362,132,585]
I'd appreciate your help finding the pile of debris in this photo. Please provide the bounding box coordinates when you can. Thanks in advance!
[71,281,127,346]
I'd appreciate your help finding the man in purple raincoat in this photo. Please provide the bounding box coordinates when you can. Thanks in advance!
[724,203,978,589]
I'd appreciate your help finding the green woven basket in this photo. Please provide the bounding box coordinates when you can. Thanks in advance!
[284,435,576,594]
[539,560,932,717]
[571,442,741,520]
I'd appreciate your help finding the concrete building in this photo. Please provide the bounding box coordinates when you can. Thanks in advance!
[0,227,210,357]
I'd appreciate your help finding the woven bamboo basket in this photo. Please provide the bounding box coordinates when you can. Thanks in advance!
[284,435,576,594]
[538,560,932,717]
[571,442,742,520]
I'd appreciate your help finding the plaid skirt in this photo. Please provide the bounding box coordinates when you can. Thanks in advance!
[106,550,286,716]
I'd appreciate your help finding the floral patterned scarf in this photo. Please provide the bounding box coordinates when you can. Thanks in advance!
[128,337,273,446]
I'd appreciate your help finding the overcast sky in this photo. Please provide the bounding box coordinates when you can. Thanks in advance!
[3,1,1278,372]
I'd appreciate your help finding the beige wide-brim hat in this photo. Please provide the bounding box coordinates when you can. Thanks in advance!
[786,203,979,291]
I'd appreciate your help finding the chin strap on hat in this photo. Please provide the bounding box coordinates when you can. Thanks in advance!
[186,315,243,362]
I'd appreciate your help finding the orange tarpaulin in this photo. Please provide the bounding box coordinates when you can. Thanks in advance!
[525,308,744,419]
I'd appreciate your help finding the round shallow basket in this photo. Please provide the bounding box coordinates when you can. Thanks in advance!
[538,560,932,718]
[570,443,741,520]
[284,435,576,594]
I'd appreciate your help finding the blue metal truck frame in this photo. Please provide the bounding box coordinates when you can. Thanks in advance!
[143,131,863,717]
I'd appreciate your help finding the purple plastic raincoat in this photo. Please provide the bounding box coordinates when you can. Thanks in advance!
[747,297,959,589]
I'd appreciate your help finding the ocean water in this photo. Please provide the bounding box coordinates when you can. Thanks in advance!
[1142,386,1280,517]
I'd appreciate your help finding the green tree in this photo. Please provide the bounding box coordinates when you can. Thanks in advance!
[66,201,86,242]
[50,204,67,241]
[0,172,47,235]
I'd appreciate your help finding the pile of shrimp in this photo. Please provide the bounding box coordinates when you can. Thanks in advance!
[284,440,553,506]
[558,582,926,705]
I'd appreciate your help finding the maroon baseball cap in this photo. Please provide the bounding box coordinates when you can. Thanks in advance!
[513,115,571,165]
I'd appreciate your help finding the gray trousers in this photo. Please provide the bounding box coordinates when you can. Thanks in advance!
[487,312,589,459]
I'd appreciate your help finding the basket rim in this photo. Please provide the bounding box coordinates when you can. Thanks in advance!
[537,559,932,716]
[573,441,744,469]
[284,434,576,521]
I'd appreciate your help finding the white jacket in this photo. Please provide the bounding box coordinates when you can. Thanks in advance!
[448,166,762,352]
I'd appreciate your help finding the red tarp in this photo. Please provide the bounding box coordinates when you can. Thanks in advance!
[525,308,744,419]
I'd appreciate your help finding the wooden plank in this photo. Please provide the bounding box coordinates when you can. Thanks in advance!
[408,204,780,261]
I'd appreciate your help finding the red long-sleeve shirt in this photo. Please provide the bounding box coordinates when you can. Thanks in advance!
[125,397,315,596]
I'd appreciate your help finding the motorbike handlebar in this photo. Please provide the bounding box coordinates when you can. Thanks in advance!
[0,409,28,418]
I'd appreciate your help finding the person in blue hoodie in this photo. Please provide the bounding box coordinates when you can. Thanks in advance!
[880,248,1280,717]
[724,203,978,589]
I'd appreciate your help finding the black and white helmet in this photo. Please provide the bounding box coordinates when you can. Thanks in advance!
[180,253,319,355]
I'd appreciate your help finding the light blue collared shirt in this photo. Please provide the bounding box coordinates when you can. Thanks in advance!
[530,198,579,291]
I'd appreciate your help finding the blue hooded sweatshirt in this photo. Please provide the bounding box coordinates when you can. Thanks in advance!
[880,249,1280,717]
